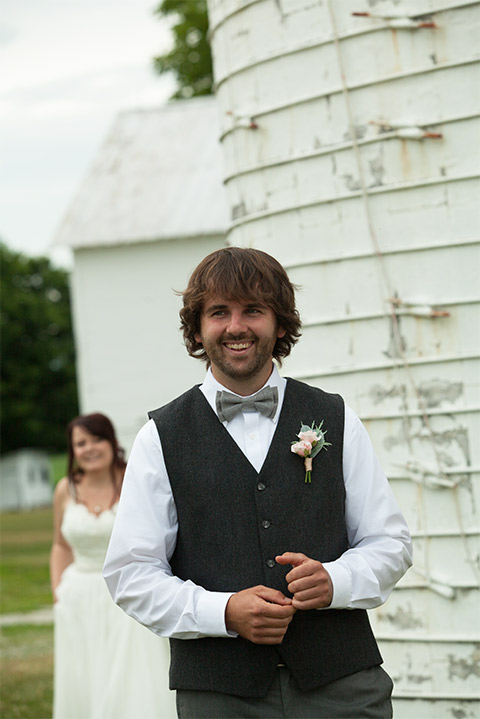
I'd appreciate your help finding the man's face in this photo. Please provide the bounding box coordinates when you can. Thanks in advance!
[195,295,286,394]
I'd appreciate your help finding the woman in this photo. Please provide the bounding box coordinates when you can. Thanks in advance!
[50,413,176,719]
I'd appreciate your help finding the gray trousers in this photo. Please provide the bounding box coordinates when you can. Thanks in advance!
[176,665,393,719]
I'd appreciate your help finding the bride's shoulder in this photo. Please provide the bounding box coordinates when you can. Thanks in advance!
[53,477,71,505]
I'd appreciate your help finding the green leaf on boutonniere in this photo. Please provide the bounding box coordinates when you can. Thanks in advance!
[291,420,332,482]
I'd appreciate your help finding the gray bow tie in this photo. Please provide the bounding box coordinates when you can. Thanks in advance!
[216,386,279,423]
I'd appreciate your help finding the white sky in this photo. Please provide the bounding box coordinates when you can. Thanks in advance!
[0,0,175,267]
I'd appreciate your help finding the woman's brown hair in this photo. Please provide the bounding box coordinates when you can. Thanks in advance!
[66,413,126,501]
[180,247,301,364]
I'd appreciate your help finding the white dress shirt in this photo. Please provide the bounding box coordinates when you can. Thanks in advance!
[103,366,412,639]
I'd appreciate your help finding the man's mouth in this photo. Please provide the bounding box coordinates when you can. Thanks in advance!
[224,341,254,351]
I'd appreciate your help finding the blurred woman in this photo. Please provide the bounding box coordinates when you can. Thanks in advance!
[50,413,176,719]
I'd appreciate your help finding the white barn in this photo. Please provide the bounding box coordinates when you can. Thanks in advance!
[54,97,228,451]
[0,449,52,512]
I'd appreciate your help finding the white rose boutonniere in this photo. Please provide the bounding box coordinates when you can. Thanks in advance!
[291,421,331,483]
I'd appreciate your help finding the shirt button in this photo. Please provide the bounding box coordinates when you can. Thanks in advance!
[262,520,271,529]
[249,433,255,439]
[257,482,266,491]
[266,559,276,568]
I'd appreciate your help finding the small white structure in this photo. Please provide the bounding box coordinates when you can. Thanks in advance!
[0,450,52,512]
[54,97,228,451]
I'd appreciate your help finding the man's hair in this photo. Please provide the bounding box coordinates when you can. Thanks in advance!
[180,247,302,364]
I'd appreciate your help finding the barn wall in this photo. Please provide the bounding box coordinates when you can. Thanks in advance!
[71,235,224,452]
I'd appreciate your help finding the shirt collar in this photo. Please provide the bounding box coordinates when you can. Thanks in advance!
[200,364,286,423]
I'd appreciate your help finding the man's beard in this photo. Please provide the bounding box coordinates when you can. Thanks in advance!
[203,332,277,384]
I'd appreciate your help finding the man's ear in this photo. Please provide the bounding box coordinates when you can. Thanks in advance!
[194,333,202,344]
[277,326,286,339]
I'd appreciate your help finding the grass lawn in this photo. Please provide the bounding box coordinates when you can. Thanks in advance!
[0,624,53,719]
[0,452,65,614]
[0,507,53,615]
[1,507,55,718]
[49,453,68,485]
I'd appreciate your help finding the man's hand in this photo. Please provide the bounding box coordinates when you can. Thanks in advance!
[225,585,296,644]
[276,552,333,610]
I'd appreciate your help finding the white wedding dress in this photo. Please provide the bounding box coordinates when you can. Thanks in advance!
[53,502,177,719]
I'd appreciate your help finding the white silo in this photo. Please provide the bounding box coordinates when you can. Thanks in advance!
[206,0,480,715]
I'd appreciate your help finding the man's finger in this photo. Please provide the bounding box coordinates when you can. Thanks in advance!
[275,552,308,567]
[289,585,323,602]
[292,597,325,611]
[261,602,297,620]
[276,555,319,585]
[257,585,294,606]
[287,575,317,594]
[285,563,317,586]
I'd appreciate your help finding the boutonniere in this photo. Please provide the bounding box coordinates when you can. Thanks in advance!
[291,421,331,483]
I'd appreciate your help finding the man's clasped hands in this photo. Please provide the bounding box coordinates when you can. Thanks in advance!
[225,552,333,644]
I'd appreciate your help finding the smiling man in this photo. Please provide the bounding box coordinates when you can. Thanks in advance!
[195,296,285,393]
[104,247,412,719]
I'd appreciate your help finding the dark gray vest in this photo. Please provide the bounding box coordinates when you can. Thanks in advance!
[149,378,382,697]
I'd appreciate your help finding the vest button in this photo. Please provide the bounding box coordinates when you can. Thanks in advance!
[266,559,276,568]
[262,520,271,529]
[257,482,266,491]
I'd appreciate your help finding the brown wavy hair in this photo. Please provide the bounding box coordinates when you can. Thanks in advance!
[66,413,126,501]
[180,247,302,364]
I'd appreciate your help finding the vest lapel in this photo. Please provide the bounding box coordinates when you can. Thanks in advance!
[194,387,260,476]
[258,378,296,477]
[195,378,318,478]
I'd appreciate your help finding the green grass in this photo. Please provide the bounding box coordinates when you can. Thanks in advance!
[0,508,54,718]
[0,624,53,719]
[0,453,65,615]
[0,507,53,614]
[49,453,67,485]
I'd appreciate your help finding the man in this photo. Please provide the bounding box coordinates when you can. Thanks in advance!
[104,247,412,718]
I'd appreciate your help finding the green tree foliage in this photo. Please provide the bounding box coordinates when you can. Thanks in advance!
[0,243,78,454]
[153,0,213,99]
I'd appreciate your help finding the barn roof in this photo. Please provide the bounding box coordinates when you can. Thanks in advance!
[54,96,228,249]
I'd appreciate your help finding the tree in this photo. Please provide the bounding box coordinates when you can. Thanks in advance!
[153,0,213,99]
[0,243,78,454]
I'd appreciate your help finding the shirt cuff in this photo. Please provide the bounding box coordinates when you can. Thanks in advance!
[196,591,236,637]
[321,561,352,609]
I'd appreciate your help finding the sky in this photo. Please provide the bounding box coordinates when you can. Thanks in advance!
[0,0,175,267]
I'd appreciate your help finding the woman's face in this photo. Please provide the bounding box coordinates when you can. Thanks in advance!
[71,425,114,473]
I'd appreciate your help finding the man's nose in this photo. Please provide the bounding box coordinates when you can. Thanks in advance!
[226,311,248,335]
